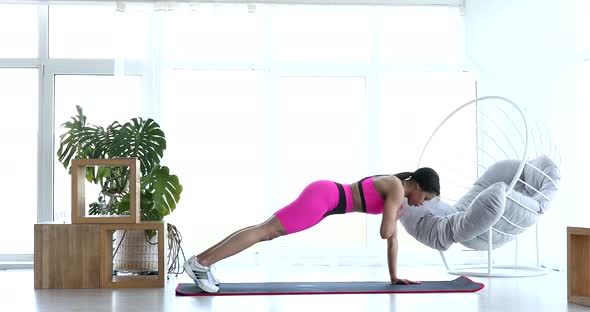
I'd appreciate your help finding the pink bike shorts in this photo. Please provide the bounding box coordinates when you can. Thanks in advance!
[273,180,354,234]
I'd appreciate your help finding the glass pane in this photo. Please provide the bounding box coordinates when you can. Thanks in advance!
[54,75,143,223]
[273,76,368,250]
[577,0,590,54]
[271,6,372,62]
[0,5,38,58]
[376,72,475,252]
[49,5,148,59]
[162,70,267,255]
[379,6,464,64]
[576,61,590,220]
[0,68,38,254]
[164,6,265,62]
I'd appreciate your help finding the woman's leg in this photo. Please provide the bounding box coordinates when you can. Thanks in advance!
[196,216,286,267]
[196,180,341,267]
[196,225,257,258]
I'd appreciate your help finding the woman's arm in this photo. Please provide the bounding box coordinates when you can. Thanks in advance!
[387,234,420,284]
[387,231,399,281]
[381,178,421,285]
[382,193,405,283]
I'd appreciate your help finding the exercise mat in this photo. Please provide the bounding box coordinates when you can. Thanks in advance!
[175,276,484,296]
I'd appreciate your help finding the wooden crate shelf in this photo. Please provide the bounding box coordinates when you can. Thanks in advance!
[100,222,166,288]
[34,223,100,289]
[36,158,166,289]
[71,158,140,224]
[34,222,165,289]
[568,226,590,306]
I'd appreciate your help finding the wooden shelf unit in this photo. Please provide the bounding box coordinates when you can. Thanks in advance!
[100,222,166,288]
[71,158,140,224]
[34,223,100,289]
[35,157,166,289]
[34,222,165,289]
[568,226,590,306]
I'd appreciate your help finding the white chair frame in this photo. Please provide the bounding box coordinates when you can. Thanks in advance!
[418,96,558,277]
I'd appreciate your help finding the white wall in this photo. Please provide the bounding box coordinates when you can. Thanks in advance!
[464,0,579,270]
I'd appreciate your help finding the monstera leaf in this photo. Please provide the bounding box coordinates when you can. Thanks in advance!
[56,106,124,183]
[140,165,182,218]
[118,190,156,219]
[110,118,166,175]
[56,106,94,169]
[116,166,182,222]
[84,122,121,160]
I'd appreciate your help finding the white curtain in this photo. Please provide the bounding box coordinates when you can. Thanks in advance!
[49,1,473,267]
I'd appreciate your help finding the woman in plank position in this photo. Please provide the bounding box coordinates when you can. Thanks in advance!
[185,168,440,293]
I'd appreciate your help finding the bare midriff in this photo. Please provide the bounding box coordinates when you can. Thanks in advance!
[349,182,363,212]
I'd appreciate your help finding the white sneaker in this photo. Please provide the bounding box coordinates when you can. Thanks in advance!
[187,255,220,285]
[184,256,219,293]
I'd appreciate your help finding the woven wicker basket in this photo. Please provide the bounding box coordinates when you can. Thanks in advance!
[113,230,159,273]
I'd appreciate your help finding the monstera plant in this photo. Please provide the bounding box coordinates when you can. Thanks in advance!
[57,106,182,237]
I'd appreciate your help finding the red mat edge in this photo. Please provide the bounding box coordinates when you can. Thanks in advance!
[175,276,485,296]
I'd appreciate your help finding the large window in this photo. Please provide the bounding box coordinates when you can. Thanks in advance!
[2,2,472,266]
[0,3,39,260]
[0,68,38,254]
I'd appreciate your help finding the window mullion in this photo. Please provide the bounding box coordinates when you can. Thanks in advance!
[38,3,52,223]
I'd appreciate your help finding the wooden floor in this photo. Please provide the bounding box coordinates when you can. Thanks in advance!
[3,264,589,312]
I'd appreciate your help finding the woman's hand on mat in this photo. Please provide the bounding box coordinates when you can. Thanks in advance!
[391,278,422,285]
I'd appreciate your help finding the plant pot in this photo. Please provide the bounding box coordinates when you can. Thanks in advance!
[112,229,159,273]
